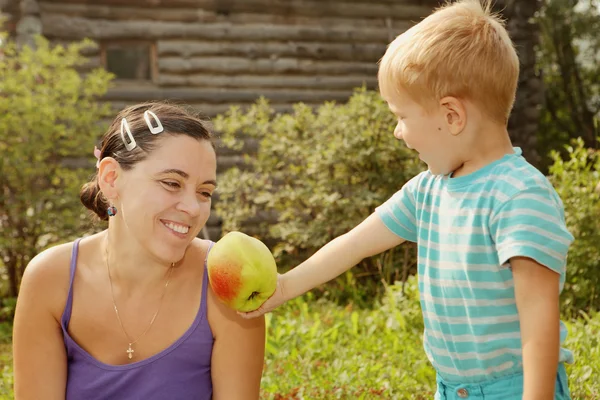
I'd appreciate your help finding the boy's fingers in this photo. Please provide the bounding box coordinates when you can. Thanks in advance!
[238,309,263,319]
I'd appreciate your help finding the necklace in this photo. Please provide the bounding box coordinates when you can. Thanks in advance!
[106,249,175,360]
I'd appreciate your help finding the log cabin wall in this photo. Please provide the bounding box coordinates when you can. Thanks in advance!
[37,0,439,117]
[1,0,542,239]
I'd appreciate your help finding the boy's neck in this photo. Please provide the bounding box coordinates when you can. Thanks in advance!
[452,124,514,178]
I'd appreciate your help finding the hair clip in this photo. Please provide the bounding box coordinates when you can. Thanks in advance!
[144,110,164,134]
[121,118,137,151]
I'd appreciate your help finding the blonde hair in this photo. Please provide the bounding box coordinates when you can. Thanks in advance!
[378,0,519,124]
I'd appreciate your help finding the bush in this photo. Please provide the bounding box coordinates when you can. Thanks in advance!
[565,311,600,399]
[0,34,113,297]
[213,88,423,304]
[549,138,600,314]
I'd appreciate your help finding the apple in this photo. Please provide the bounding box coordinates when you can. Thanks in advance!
[207,231,277,312]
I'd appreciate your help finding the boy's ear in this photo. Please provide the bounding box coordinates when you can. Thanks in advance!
[439,96,467,136]
[97,157,121,201]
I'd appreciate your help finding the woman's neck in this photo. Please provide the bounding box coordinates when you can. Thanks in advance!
[102,229,178,295]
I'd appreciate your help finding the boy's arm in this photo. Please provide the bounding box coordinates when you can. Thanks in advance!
[282,213,406,300]
[511,256,560,400]
[241,173,422,318]
[490,184,573,399]
[240,213,406,318]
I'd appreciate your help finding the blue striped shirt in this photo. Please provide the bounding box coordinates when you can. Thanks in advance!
[376,148,574,383]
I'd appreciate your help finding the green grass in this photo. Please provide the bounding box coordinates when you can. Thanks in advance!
[0,344,12,400]
[261,283,600,399]
[1,282,599,399]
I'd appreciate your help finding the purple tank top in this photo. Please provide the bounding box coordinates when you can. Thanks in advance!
[60,238,214,400]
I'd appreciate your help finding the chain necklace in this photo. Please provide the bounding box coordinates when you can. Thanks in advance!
[106,248,175,360]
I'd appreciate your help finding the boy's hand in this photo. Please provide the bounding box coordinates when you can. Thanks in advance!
[238,273,287,319]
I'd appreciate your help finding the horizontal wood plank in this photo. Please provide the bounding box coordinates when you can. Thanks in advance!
[156,73,377,90]
[104,86,355,103]
[158,56,378,75]
[157,40,387,62]
[42,14,409,42]
[40,0,435,20]
[40,3,424,29]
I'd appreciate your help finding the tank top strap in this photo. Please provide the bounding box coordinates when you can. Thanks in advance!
[200,241,215,316]
[61,238,82,328]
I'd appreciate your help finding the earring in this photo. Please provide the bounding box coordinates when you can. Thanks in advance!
[107,206,117,217]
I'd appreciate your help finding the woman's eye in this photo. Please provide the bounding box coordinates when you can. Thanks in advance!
[162,181,180,189]
[199,191,212,198]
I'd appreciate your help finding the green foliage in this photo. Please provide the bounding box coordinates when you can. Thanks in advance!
[0,34,113,296]
[213,88,422,300]
[0,277,598,398]
[564,311,600,399]
[0,297,15,343]
[261,277,435,399]
[0,344,12,400]
[549,138,600,314]
[536,0,600,170]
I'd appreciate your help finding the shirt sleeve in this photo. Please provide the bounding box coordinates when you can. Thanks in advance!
[489,186,574,275]
[375,173,422,243]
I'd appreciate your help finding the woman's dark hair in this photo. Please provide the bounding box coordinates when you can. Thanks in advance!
[80,101,214,221]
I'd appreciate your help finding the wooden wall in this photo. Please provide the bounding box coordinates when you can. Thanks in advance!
[2,0,543,240]
[37,0,438,117]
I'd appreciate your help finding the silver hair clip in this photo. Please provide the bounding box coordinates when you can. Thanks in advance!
[121,118,137,151]
[144,110,164,134]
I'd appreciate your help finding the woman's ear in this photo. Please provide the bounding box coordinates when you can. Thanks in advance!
[439,96,467,136]
[97,157,120,202]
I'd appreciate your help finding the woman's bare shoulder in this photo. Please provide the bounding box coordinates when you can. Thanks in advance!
[25,241,76,283]
[19,240,81,318]
[188,237,214,262]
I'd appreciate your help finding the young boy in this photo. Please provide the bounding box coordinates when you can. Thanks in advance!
[241,1,574,398]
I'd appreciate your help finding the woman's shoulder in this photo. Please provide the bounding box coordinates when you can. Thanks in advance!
[24,240,78,283]
[188,237,214,262]
[20,238,82,318]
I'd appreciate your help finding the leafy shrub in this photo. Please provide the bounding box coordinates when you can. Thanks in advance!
[213,88,422,303]
[549,138,600,314]
[0,34,113,297]
[565,311,600,399]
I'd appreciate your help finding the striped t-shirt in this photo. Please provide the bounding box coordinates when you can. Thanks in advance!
[376,148,574,383]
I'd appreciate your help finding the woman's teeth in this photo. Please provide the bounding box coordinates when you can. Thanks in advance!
[165,222,189,234]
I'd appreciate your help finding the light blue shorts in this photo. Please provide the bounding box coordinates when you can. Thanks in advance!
[434,363,571,400]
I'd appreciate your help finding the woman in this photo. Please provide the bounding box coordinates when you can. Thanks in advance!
[12,102,266,399]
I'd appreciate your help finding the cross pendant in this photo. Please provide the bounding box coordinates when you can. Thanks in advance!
[126,343,134,359]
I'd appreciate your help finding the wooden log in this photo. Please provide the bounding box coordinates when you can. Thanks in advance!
[49,39,101,56]
[104,86,355,104]
[156,73,377,90]
[157,40,387,62]
[40,0,434,20]
[106,99,331,117]
[108,100,239,117]
[217,155,247,171]
[158,56,378,75]
[40,3,420,29]
[41,14,408,43]
[43,0,429,6]
[214,137,260,156]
